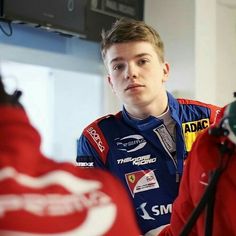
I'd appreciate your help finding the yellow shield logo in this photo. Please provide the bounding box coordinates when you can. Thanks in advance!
[128,174,135,183]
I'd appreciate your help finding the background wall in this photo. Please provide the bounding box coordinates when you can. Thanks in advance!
[0,23,102,74]
[215,1,236,105]
[0,0,235,162]
[1,61,103,161]
[145,0,236,106]
[144,0,195,99]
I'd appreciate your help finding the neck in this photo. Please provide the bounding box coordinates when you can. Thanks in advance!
[125,94,168,120]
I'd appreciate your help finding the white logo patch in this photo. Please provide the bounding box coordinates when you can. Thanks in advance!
[116,134,147,152]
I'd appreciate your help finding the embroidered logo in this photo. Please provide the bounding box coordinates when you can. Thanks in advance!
[115,134,147,152]
[125,170,159,197]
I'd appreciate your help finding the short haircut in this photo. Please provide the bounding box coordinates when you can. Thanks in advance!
[101,18,165,62]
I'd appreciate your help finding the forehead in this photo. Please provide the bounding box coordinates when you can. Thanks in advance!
[104,41,157,64]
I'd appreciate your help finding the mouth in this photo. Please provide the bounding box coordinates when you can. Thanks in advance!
[125,84,145,91]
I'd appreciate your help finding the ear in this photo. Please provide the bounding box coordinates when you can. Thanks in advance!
[162,62,170,82]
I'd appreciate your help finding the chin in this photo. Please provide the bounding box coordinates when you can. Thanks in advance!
[126,98,147,106]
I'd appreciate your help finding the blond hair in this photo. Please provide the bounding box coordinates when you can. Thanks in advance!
[101,18,165,62]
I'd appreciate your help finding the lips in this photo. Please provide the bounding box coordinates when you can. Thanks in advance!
[125,84,145,91]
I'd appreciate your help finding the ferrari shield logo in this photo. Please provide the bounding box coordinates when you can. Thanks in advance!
[128,174,135,183]
[125,170,159,197]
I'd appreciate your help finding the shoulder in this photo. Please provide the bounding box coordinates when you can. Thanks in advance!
[177,98,220,109]
[168,92,222,115]
[82,112,122,137]
[80,112,122,163]
[86,112,122,128]
[177,98,223,121]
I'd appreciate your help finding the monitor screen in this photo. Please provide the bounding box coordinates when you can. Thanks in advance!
[1,0,87,37]
[0,0,144,41]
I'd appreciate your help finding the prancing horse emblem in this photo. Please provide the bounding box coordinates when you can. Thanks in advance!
[128,174,135,183]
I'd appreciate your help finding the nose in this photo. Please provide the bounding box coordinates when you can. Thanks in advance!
[125,63,138,80]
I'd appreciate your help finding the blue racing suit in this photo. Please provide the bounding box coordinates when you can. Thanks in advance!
[76,92,222,235]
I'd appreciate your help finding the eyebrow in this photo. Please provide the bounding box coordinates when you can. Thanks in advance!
[109,53,152,65]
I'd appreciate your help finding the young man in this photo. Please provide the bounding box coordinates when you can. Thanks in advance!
[76,18,223,236]
[159,101,236,235]
[0,76,141,236]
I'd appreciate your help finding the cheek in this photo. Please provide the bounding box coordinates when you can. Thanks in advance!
[152,68,166,81]
[112,80,125,96]
[148,70,165,86]
[112,81,119,91]
[108,77,118,93]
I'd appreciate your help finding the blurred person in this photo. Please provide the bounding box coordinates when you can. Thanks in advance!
[159,101,236,236]
[0,75,141,236]
[76,18,223,236]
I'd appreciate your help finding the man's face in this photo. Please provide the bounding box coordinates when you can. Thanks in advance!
[104,41,169,109]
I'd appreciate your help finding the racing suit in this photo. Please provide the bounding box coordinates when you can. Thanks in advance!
[0,106,141,236]
[76,92,223,236]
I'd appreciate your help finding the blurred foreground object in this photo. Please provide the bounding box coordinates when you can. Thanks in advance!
[159,100,236,236]
[0,76,141,236]
[0,74,22,106]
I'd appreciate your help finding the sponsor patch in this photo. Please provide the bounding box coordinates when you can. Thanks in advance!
[86,127,105,152]
[117,154,157,166]
[115,134,147,153]
[76,155,94,168]
[125,170,159,197]
[182,118,210,151]
[83,124,109,164]
[153,125,176,154]
[137,202,172,220]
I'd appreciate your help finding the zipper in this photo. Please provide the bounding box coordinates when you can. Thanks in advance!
[154,131,177,167]
[175,173,180,183]
[154,131,181,183]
